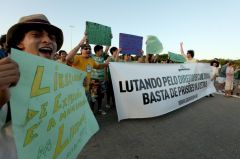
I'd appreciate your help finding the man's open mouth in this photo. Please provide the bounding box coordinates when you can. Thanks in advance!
[39,47,53,56]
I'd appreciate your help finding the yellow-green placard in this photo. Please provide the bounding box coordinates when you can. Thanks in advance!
[10,48,99,159]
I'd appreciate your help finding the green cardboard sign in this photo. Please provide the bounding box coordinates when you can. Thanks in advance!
[10,49,99,159]
[146,35,163,54]
[168,51,186,63]
[86,21,112,46]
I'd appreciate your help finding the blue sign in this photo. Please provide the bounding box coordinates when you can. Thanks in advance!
[119,33,143,55]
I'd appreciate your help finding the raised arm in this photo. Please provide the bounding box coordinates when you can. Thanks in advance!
[102,46,110,60]
[66,33,87,62]
[180,42,187,58]
[104,46,110,54]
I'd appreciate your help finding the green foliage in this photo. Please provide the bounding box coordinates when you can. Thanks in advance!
[198,59,240,67]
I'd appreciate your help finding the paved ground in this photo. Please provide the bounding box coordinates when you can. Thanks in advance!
[1,94,239,159]
[78,94,240,159]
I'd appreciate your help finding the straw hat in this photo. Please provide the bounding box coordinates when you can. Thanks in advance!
[7,14,63,51]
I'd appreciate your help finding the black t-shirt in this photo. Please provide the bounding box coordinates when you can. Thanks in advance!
[0,49,7,59]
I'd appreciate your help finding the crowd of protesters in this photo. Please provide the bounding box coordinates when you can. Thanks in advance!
[0,13,239,124]
[0,13,240,159]
[210,59,240,97]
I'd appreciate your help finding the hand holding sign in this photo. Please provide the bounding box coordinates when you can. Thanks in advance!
[0,57,20,90]
[105,57,110,66]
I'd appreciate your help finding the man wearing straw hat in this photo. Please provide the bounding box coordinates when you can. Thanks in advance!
[1,13,63,113]
[0,13,63,158]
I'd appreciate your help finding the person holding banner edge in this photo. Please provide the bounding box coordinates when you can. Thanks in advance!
[106,47,122,109]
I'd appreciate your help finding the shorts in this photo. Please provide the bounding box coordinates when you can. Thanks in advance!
[217,77,226,84]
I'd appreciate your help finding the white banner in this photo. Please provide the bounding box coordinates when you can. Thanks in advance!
[109,62,216,121]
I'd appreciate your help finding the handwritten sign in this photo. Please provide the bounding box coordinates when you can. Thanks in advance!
[146,35,163,54]
[10,49,99,159]
[168,52,186,63]
[119,33,143,55]
[86,21,112,46]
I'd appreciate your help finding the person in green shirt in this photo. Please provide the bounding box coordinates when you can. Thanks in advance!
[91,45,110,115]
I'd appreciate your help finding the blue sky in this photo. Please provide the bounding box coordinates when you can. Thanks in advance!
[1,0,240,59]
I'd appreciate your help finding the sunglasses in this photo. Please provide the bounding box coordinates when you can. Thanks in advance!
[83,47,91,50]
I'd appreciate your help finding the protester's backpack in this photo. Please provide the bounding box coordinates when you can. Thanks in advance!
[219,64,227,77]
